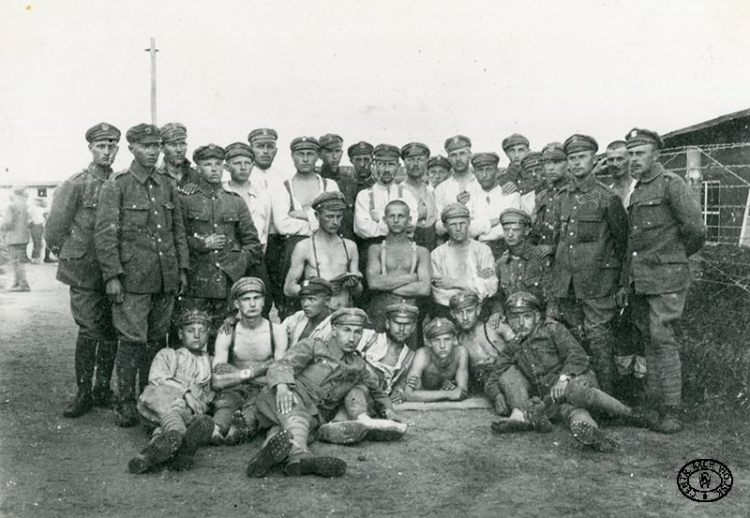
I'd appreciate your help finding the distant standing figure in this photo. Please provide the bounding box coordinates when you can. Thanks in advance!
[3,186,31,291]
[28,198,47,264]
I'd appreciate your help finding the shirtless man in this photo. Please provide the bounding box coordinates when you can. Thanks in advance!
[284,192,362,311]
[366,200,431,333]
[403,318,469,402]
[449,291,515,415]
[211,277,288,445]
[281,277,334,348]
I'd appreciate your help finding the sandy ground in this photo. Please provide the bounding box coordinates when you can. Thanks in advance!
[0,265,748,518]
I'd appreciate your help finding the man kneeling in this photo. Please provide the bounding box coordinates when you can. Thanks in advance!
[128,310,215,473]
[245,308,404,478]
[485,292,656,451]
[316,301,418,444]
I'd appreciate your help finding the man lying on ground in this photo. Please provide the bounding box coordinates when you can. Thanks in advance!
[128,309,215,474]
[245,308,403,478]
[210,277,288,445]
[316,301,418,444]
[485,292,657,452]
[403,318,469,403]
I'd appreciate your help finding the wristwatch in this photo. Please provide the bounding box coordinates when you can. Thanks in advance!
[558,374,571,382]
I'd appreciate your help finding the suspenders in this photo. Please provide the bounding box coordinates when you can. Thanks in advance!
[368,185,404,213]
[380,240,417,275]
[283,177,329,210]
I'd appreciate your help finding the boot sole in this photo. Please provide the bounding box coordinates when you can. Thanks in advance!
[168,416,215,471]
[286,457,347,478]
[128,431,183,474]
[570,421,616,452]
[245,430,293,478]
[317,421,406,445]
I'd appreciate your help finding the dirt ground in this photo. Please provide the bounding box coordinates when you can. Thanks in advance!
[0,265,748,518]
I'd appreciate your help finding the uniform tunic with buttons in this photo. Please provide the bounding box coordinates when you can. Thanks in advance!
[46,163,111,290]
[156,159,200,191]
[495,241,552,308]
[626,163,705,294]
[180,180,262,299]
[95,160,189,294]
[551,174,629,299]
[530,185,562,247]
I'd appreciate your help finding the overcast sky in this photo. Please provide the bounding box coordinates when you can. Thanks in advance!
[1,0,748,183]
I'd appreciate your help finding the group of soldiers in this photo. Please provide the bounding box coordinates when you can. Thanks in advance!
[44,120,706,477]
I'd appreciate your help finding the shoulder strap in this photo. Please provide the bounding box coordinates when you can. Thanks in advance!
[340,235,351,271]
[398,185,403,198]
[228,321,237,362]
[322,177,328,191]
[361,332,380,354]
[380,240,388,275]
[283,180,294,210]
[310,235,321,277]
[368,188,375,213]
[410,241,418,274]
[269,320,276,355]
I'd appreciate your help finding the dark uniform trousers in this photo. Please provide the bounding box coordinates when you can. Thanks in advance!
[45,163,119,400]
[95,161,189,403]
[626,164,706,409]
[551,175,629,395]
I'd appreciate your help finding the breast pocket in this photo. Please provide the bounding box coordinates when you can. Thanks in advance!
[186,210,210,233]
[163,201,175,228]
[577,214,602,242]
[635,198,667,230]
[121,200,149,229]
[221,212,240,229]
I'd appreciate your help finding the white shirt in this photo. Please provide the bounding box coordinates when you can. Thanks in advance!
[253,165,281,236]
[433,174,491,237]
[476,186,522,243]
[357,329,414,394]
[282,310,333,347]
[520,191,536,219]
[223,181,271,249]
[269,174,339,236]
[430,239,498,307]
[353,182,419,239]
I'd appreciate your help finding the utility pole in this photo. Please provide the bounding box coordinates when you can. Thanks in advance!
[144,38,159,125]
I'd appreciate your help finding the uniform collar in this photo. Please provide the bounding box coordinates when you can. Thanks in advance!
[503,240,534,262]
[325,336,355,361]
[636,163,664,185]
[198,179,224,197]
[129,161,159,184]
[88,162,112,181]
[570,173,597,193]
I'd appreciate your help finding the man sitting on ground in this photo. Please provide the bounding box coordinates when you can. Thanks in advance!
[485,292,656,451]
[449,291,513,415]
[128,309,215,474]
[281,277,335,348]
[245,308,403,478]
[403,318,469,403]
[316,301,418,444]
[211,277,288,445]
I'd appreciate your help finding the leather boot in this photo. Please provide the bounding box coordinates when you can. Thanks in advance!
[92,340,117,408]
[168,415,215,471]
[128,431,183,474]
[116,341,142,428]
[63,336,96,418]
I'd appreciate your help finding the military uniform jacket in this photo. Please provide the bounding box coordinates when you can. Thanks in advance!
[156,159,200,191]
[530,185,562,247]
[45,163,112,290]
[551,174,629,299]
[495,241,552,307]
[180,180,262,299]
[266,335,393,417]
[485,320,590,399]
[626,164,706,294]
[95,161,189,294]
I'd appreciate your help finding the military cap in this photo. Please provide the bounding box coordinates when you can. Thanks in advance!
[319,133,344,150]
[505,291,541,313]
[347,141,374,159]
[502,133,530,151]
[471,152,501,168]
[247,128,278,144]
[290,136,320,152]
[230,276,266,300]
[625,128,664,150]
[563,134,599,155]
[400,142,430,159]
[176,308,211,327]
[225,142,255,161]
[192,144,225,163]
[85,122,121,143]
[311,191,347,212]
[541,142,566,161]
[441,202,471,222]
[424,317,457,339]
[385,300,420,320]
[373,144,401,161]
[299,277,334,297]
[330,307,370,326]
[499,208,532,227]
[521,151,544,171]
[125,123,162,144]
[444,135,472,153]
[449,291,480,310]
[427,155,452,170]
[160,122,187,143]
